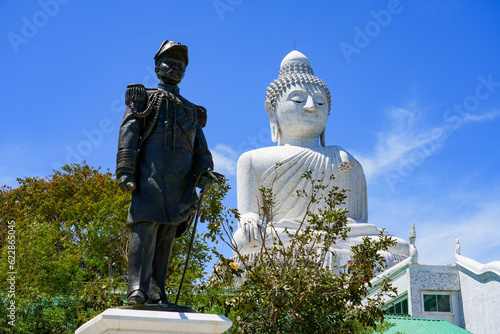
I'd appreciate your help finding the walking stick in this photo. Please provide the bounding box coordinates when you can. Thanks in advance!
[175,170,224,304]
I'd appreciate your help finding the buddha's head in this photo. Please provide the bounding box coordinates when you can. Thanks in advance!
[265,51,331,147]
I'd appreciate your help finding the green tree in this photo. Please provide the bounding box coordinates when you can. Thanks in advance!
[203,169,397,334]
[0,163,212,333]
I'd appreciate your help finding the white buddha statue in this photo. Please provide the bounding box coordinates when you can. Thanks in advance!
[232,50,409,269]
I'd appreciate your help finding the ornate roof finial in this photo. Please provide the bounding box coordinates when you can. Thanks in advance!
[408,223,416,245]
[455,237,461,255]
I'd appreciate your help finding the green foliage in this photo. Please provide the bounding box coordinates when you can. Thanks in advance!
[0,163,212,333]
[0,296,82,334]
[0,163,397,333]
[203,169,397,333]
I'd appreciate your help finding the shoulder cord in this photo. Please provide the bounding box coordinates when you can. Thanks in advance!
[137,90,198,148]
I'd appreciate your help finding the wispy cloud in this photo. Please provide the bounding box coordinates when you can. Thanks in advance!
[462,110,500,122]
[370,182,500,266]
[211,144,238,176]
[355,101,500,265]
[417,198,500,265]
[354,106,500,186]
[354,106,442,180]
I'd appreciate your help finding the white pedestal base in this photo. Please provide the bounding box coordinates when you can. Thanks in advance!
[75,308,232,334]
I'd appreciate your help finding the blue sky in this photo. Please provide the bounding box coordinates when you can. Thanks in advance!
[2,0,500,268]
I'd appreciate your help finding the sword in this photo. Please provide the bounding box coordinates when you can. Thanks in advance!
[175,170,224,305]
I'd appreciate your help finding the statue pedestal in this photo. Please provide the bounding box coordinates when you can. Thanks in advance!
[75,308,232,334]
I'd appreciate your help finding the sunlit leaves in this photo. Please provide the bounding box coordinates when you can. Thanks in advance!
[202,168,397,333]
[0,163,213,332]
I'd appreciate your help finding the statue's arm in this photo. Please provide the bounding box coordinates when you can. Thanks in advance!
[237,151,260,215]
[116,105,142,191]
[236,151,262,240]
[193,124,214,189]
[339,148,368,223]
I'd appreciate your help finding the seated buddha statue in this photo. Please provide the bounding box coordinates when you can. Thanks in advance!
[232,50,410,269]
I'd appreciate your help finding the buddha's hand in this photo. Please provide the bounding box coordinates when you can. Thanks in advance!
[238,213,261,242]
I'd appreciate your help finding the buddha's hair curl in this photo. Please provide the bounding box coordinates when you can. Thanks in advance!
[265,70,332,114]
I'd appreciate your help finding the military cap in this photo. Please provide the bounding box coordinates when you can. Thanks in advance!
[154,40,189,66]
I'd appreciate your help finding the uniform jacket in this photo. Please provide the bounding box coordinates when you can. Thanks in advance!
[116,82,213,237]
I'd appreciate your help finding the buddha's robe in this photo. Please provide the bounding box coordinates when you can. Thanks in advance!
[233,144,410,269]
[259,145,367,224]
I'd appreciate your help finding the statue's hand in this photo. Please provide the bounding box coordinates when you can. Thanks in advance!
[196,173,212,192]
[239,213,261,242]
[196,170,224,192]
[119,173,136,192]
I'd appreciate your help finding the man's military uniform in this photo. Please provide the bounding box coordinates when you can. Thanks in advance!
[116,41,213,303]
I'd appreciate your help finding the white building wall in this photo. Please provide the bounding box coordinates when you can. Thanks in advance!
[367,247,500,331]
[458,267,500,334]
[381,267,410,304]
[407,264,464,327]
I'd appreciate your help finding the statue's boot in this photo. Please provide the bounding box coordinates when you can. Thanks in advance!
[127,290,147,305]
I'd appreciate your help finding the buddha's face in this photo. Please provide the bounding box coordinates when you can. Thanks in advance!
[275,83,329,140]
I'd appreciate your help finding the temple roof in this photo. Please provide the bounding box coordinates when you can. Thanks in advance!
[384,316,472,333]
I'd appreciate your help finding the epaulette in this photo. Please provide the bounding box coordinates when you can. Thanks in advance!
[125,84,147,105]
[126,84,153,118]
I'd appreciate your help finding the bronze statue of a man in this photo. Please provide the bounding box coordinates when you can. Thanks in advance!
[116,40,213,305]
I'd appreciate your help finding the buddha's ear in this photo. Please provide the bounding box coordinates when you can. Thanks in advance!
[264,101,274,119]
[265,101,279,143]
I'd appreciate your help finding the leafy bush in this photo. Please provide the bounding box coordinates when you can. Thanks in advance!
[0,163,211,333]
[203,169,397,333]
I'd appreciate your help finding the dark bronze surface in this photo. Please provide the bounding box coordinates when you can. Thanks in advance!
[116,40,214,307]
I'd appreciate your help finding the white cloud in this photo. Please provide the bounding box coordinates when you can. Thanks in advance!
[356,105,500,266]
[369,177,500,266]
[417,199,500,265]
[462,110,500,122]
[353,106,446,181]
[354,107,500,183]
[211,143,238,176]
